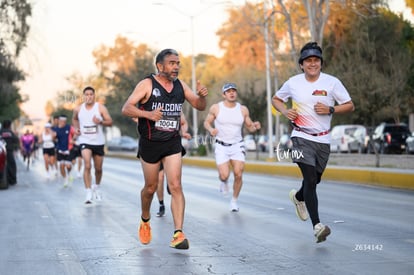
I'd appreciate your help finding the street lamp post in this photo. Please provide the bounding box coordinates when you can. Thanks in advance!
[264,0,274,158]
[190,15,198,139]
[152,3,199,138]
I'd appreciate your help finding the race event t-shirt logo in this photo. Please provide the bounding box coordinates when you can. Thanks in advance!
[312,90,327,96]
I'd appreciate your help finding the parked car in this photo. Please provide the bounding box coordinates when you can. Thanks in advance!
[244,135,256,151]
[106,136,138,152]
[330,124,365,153]
[0,137,8,189]
[347,126,368,153]
[405,132,414,154]
[371,123,411,154]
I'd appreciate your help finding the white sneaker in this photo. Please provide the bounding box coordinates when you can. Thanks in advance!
[230,199,239,212]
[93,184,102,201]
[220,182,229,197]
[76,171,82,179]
[289,189,308,221]
[46,171,51,179]
[85,189,93,204]
[314,223,331,243]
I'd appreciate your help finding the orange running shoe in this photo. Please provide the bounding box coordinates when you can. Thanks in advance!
[170,231,189,249]
[138,220,152,245]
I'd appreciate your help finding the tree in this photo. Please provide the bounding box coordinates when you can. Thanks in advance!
[103,44,156,137]
[406,0,414,14]
[44,100,54,120]
[217,2,278,134]
[325,6,414,126]
[0,0,31,56]
[302,0,331,45]
[0,0,31,122]
[0,51,24,122]
[218,3,268,72]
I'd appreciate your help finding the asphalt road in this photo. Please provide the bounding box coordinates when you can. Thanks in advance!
[0,156,413,275]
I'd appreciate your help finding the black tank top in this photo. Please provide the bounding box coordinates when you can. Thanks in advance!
[137,74,185,141]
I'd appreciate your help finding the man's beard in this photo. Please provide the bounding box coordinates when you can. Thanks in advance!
[160,70,178,81]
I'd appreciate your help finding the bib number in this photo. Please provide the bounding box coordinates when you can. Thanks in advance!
[83,125,97,134]
[43,141,54,148]
[155,118,178,132]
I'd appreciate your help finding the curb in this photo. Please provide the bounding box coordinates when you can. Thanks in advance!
[182,157,414,190]
[107,154,414,190]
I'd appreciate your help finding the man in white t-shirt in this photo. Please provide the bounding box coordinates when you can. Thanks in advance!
[204,82,261,212]
[72,86,113,204]
[272,42,354,243]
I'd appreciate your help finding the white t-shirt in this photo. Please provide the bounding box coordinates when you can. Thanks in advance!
[275,72,351,144]
[214,102,244,144]
[77,102,105,145]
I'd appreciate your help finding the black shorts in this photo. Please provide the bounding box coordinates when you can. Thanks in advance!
[57,151,72,162]
[43,148,55,156]
[69,145,81,159]
[80,144,105,156]
[138,136,182,163]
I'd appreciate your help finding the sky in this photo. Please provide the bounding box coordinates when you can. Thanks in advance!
[18,0,412,120]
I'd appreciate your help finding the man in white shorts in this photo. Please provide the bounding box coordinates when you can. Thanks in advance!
[204,82,261,212]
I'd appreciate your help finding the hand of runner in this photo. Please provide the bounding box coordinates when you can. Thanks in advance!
[285,108,298,120]
[196,80,208,97]
[149,107,163,122]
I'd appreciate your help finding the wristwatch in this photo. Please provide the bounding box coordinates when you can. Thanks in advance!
[329,106,335,115]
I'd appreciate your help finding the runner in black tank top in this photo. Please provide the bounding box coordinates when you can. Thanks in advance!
[137,74,184,141]
[121,48,209,250]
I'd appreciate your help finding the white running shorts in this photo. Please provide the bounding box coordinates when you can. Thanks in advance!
[214,141,246,165]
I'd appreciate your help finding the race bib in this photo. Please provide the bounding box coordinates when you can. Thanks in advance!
[83,125,97,134]
[155,117,179,132]
[43,141,54,148]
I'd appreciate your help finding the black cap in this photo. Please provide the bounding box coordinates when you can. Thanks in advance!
[298,42,323,64]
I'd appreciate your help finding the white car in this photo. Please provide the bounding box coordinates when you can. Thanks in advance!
[347,126,368,153]
[405,132,414,154]
[330,125,365,153]
[244,135,256,151]
[106,136,138,152]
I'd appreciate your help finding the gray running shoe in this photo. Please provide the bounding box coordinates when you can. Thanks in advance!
[289,189,308,221]
[314,223,331,243]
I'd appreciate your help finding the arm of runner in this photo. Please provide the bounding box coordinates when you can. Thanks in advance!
[242,105,261,133]
[98,104,113,126]
[182,79,208,111]
[203,104,219,137]
[272,95,298,121]
[72,106,81,135]
[180,113,191,139]
[122,78,163,121]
